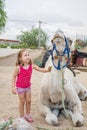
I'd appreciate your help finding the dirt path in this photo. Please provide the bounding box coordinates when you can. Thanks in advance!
[0,49,87,130]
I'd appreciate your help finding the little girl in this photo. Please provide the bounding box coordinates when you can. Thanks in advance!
[12,49,51,122]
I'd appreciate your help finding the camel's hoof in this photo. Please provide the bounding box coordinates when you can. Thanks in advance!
[52,121,59,126]
[76,120,83,127]
[85,96,87,101]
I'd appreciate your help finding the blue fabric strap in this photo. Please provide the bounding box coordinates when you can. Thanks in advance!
[51,36,70,70]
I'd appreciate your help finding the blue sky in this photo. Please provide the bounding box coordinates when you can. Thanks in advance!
[0,0,87,41]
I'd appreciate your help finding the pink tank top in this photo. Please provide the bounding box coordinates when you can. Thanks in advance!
[16,64,32,88]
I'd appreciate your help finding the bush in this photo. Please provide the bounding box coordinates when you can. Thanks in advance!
[0,43,41,49]
[0,44,7,48]
[10,43,29,49]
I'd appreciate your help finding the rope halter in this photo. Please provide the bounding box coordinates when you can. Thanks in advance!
[51,35,70,70]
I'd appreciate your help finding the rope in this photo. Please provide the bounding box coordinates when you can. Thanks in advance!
[61,65,69,118]
[61,64,74,128]
[61,66,66,112]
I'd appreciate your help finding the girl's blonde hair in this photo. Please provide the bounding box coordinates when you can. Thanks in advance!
[16,49,32,66]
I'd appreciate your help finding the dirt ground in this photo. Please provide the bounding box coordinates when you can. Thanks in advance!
[0,49,87,130]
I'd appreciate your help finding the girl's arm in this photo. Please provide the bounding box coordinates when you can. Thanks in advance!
[32,64,51,73]
[12,66,19,94]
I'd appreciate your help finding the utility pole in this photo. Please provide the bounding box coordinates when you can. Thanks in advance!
[76,32,77,40]
[38,20,41,48]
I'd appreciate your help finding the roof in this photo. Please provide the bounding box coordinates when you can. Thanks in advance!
[0,39,19,42]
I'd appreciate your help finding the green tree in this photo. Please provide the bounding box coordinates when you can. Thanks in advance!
[0,0,7,33]
[74,39,85,49]
[17,28,49,48]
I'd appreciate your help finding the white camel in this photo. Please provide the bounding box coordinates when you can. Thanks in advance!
[38,30,87,127]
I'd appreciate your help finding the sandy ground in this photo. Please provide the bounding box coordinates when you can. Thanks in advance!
[0,48,20,57]
[0,49,87,130]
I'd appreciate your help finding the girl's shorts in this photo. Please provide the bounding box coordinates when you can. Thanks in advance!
[16,86,31,94]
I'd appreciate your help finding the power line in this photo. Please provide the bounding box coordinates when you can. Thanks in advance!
[7,18,38,23]
[7,18,58,28]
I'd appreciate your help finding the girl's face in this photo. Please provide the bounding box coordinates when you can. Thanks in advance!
[21,50,31,64]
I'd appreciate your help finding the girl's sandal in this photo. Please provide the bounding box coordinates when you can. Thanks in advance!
[24,114,34,122]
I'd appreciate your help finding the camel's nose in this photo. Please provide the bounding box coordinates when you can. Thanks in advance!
[58,56,62,60]
[59,51,63,55]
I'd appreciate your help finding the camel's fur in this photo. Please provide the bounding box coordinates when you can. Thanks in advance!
[39,30,87,126]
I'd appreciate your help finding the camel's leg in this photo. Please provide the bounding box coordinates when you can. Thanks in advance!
[73,78,87,100]
[38,97,59,126]
[64,84,84,126]
[51,108,60,117]
[61,109,83,127]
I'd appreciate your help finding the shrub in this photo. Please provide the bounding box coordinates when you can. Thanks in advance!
[0,44,7,48]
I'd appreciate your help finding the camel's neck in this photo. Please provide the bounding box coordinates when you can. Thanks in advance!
[49,66,65,103]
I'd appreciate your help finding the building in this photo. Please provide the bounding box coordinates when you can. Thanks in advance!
[0,39,19,45]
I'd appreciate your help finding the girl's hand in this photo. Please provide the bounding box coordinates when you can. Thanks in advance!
[12,87,17,94]
[48,66,52,72]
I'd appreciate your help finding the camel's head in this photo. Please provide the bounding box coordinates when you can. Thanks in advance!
[51,30,70,70]
[51,30,66,55]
